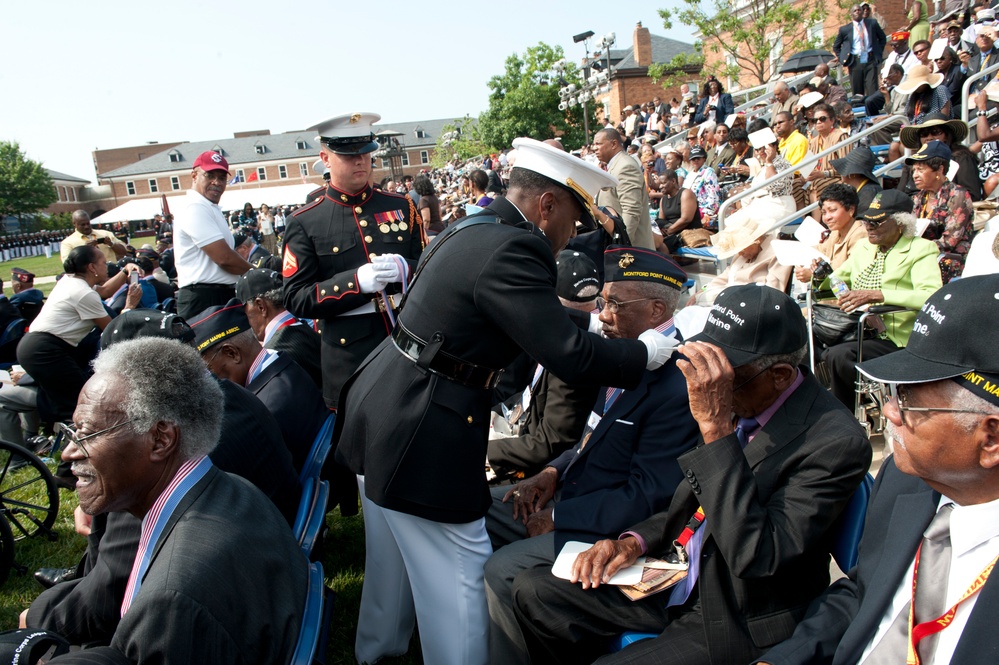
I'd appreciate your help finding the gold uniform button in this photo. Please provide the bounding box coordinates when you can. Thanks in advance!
[317,329,321,334]
[347,282,354,288]
[340,338,346,345]
[364,235,373,243]
[369,253,378,259]
[333,285,340,292]
[467,416,473,424]
[397,236,404,241]
[354,206,363,214]
[332,246,340,253]
[340,195,348,202]
[320,289,326,296]
[359,220,368,227]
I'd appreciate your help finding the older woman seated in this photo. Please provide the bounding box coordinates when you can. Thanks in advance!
[689,212,792,306]
[795,183,869,283]
[818,190,943,407]
[907,140,975,282]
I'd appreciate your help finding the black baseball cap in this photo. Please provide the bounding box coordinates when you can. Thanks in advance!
[687,284,807,366]
[860,189,914,222]
[858,275,999,405]
[100,310,195,350]
[556,250,600,302]
[235,268,284,304]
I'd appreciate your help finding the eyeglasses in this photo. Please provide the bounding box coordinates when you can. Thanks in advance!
[913,48,929,56]
[887,383,992,426]
[862,217,889,229]
[596,296,655,314]
[62,419,134,458]
[814,116,831,123]
[807,118,817,124]
[732,364,773,392]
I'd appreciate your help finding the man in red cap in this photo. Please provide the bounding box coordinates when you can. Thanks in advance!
[174,151,252,318]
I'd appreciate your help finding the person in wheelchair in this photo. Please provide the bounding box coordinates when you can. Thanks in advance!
[815,189,942,407]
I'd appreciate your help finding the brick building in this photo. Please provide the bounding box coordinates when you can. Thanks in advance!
[699,0,909,91]
[588,22,701,125]
[44,169,94,215]
[96,119,462,209]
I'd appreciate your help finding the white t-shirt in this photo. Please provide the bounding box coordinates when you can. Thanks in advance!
[174,190,238,287]
[29,275,107,346]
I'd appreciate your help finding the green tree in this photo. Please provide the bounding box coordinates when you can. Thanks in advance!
[659,0,827,87]
[431,116,492,168]
[0,141,57,220]
[478,42,594,151]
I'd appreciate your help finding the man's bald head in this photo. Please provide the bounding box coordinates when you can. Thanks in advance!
[543,139,566,151]
[72,210,92,235]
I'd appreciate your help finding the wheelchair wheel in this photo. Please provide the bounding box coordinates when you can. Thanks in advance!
[0,513,14,586]
[0,440,60,540]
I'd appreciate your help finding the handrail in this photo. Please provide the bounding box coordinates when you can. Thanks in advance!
[960,60,999,140]
[716,114,907,231]
[653,72,813,154]
[760,155,908,236]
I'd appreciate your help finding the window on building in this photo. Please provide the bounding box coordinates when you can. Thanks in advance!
[168,150,181,163]
[278,164,288,179]
[381,158,390,169]
[725,54,737,91]
[767,30,784,80]
[295,139,308,150]
[170,176,181,190]
[254,143,266,155]
[420,150,430,164]
[70,187,78,202]
[236,169,245,182]
[257,166,267,180]
[58,186,66,201]
[126,181,136,196]
[299,162,309,176]
[211,145,224,156]
[148,179,158,193]
[401,152,410,166]
[415,128,427,139]
[808,22,824,47]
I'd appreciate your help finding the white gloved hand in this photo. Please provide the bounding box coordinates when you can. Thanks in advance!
[639,330,679,370]
[357,263,389,294]
[588,312,604,336]
[370,254,405,284]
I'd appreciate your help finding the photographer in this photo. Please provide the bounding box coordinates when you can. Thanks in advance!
[693,78,735,124]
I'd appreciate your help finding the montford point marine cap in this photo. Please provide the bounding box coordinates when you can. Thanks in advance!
[687,284,807,367]
[309,113,381,155]
[510,137,618,229]
[556,250,601,302]
[235,268,284,304]
[688,146,707,160]
[99,310,195,350]
[188,298,252,353]
[192,151,230,173]
[604,246,687,291]
[10,268,34,283]
[858,275,999,406]
[860,189,914,222]
[904,140,952,165]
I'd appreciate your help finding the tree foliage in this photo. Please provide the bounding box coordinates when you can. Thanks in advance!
[659,0,827,86]
[477,42,595,151]
[431,116,491,168]
[0,141,57,219]
[648,50,706,91]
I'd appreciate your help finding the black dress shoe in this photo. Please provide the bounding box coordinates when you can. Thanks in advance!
[34,566,79,589]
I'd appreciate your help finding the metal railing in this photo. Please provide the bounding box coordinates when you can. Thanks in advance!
[716,114,907,231]
[960,60,999,136]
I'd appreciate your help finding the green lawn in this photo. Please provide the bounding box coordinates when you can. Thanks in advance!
[0,452,423,664]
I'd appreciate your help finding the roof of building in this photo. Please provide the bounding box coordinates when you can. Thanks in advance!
[99,117,464,178]
[46,169,90,184]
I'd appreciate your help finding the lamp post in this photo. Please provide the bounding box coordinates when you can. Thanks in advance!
[555,31,614,145]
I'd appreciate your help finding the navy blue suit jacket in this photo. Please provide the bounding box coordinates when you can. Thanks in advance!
[548,355,699,552]
[693,93,735,125]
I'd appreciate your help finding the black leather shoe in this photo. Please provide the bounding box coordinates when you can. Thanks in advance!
[34,567,78,589]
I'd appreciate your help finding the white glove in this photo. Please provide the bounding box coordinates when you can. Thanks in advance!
[639,330,679,370]
[357,263,389,294]
[370,254,405,284]
[587,312,604,336]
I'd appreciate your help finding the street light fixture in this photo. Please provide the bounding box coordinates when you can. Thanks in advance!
[556,30,615,144]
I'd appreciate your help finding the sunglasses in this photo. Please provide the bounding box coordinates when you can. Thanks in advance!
[862,217,890,229]
[814,116,831,122]
[914,48,929,55]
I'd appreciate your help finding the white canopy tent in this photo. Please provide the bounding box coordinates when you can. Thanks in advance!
[90,183,317,225]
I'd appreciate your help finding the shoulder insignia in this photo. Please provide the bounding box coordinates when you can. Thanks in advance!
[282,246,299,278]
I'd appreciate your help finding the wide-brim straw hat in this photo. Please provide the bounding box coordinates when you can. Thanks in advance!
[895,65,945,95]
[711,215,775,260]
[898,112,968,149]
[830,146,879,182]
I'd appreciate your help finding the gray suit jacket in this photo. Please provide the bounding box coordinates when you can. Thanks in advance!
[597,152,655,250]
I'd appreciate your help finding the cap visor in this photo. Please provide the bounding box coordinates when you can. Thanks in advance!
[856,349,972,384]
[327,139,379,155]
[570,191,596,230]
[685,331,759,367]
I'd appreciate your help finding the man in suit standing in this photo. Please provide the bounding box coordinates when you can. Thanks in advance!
[336,138,679,665]
[594,128,655,250]
[833,4,887,99]
[960,24,999,94]
[512,284,872,664]
[484,246,699,664]
[756,275,999,665]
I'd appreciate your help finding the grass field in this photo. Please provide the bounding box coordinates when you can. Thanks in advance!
[0,448,423,664]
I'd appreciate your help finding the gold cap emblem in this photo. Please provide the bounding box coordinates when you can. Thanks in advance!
[350,113,362,124]
[618,253,635,269]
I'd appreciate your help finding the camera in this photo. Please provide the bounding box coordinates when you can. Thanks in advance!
[812,259,833,282]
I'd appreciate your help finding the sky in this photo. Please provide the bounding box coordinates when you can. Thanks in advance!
[1,1,693,184]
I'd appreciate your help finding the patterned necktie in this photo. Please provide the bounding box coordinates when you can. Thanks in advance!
[862,503,954,664]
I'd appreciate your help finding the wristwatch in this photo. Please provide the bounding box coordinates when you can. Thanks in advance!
[978,110,988,117]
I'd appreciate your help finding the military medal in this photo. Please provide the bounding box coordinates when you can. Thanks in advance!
[400,222,408,231]
[390,223,399,232]
[379,224,390,234]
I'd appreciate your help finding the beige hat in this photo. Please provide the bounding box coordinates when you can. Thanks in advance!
[711,216,775,260]
[896,65,945,95]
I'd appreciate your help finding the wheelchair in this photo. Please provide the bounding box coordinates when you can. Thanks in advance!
[0,437,61,585]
